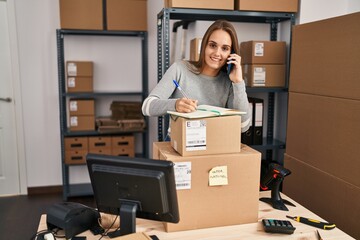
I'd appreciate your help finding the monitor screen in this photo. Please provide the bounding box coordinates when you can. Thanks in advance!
[86,153,179,237]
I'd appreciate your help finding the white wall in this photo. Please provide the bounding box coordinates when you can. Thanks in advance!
[12,0,359,188]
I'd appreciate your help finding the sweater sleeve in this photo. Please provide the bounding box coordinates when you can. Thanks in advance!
[228,81,251,133]
[142,62,179,117]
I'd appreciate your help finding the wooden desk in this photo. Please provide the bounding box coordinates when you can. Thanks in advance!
[37,191,355,240]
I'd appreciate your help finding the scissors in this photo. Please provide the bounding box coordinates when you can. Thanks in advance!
[316,230,323,240]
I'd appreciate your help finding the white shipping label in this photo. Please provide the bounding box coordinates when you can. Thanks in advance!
[67,77,76,88]
[185,120,206,151]
[255,103,263,127]
[174,162,191,190]
[67,63,77,76]
[254,42,264,56]
[69,101,78,111]
[70,116,78,126]
[253,67,266,86]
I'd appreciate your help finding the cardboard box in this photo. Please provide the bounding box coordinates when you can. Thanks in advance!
[240,41,286,64]
[153,142,261,232]
[283,154,360,240]
[66,61,93,77]
[88,137,112,150]
[165,0,233,10]
[65,150,87,164]
[88,148,112,155]
[286,92,360,187]
[170,115,241,157]
[289,12,360,100]
[69,99,95,116]
[67,77,93,93]
[59,0,103,30]
[106,0,147,31]
[64,137,88,151]
[69,115,95,131]
[242,64,285,87]
[111,135,135,157]
[235,0,298,12]
[189,38,202,61]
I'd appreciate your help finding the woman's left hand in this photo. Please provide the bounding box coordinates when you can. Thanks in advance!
[227,53,244,83]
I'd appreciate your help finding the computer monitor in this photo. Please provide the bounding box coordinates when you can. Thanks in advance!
[86,153,180,237]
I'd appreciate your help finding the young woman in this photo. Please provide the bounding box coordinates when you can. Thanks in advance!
[142,19,251,133]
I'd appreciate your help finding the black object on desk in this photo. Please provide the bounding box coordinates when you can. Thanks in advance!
[259,163,296,211]
[287,215,336,230]
[47,202,100,239]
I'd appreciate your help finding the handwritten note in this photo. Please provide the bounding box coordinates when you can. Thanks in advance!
[209,166,228,186]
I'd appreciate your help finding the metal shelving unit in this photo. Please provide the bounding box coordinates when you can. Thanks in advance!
[56,29,149,200]
[156,8,295,162]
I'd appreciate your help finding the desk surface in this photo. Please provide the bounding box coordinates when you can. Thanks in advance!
[38,191,355,240]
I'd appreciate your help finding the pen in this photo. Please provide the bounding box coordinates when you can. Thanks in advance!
[173,80,189,99]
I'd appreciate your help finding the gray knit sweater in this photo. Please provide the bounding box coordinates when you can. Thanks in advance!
[142,60,251,132]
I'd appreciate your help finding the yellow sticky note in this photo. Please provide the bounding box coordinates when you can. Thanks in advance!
[209,166,228,186]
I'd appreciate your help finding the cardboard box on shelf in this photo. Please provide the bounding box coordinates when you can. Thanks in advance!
[66,76,93,93]
[64,137,88,151]
[106,0,147,31]
[153,142,261,232]
[189,38,202,61]
[66,61,93,77]
[69,99,95,116]
[240,41,286,64]
[65,150,87,164]
[111,135,135,157]
[235,0,298,13]
[286,92,360,187]
[59,0,103,30]
[170,115,241,157]
[283,154,360,240]
[165,0,233,10]
[88,137,112,150]
[242,64,285,87]
[69,115,95,131]
[289,12,360,100]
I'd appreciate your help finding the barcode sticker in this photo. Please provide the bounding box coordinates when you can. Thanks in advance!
[174,162,191,190]
[185,120,206,151]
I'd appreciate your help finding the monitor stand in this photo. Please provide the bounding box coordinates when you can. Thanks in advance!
[107,201,138,238]
[259,178,296,211]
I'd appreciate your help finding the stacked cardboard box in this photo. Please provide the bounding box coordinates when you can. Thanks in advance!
[240,41,286,87]
[153,141,261,232]
[164,0,233,10]
[235,0,298,12]
[66,61,95,131]
[59,0,147,31]
[64,135,135,164]
[283,12,360,240]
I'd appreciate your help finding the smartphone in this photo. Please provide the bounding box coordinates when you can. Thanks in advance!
[227,50,235,75]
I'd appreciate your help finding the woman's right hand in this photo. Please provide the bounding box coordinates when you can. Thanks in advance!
[175,98,198,113]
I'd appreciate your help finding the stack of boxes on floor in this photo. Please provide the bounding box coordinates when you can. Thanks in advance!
[64,61,135,165]
[283,13,360,240]
[153,115,261,232]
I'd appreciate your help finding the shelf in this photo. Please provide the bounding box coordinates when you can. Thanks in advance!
[63,129,147,137]
[58,29,147,37]
[246,87,288,93]
[57,28,149,200]
[158,8,294,23]
[249,138,285,151]
[64,92,144,98]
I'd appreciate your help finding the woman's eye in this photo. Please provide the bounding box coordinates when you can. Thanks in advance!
[209,43,216,48]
